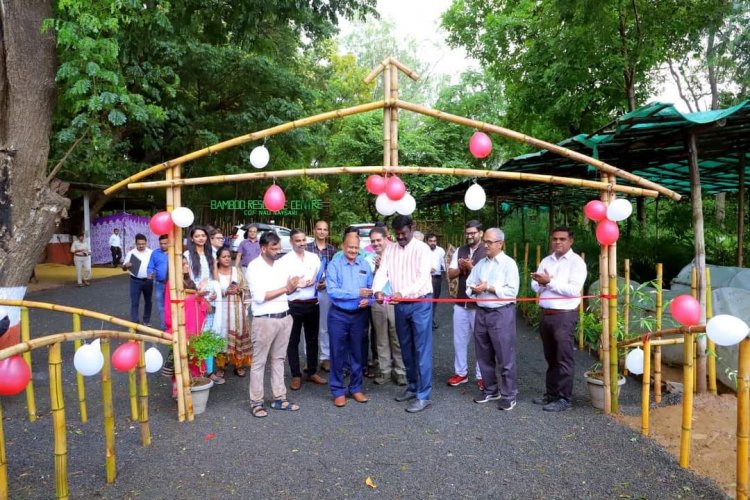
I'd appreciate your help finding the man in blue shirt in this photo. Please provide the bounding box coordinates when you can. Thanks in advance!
[326,232,374,407]
[147,234,170,330]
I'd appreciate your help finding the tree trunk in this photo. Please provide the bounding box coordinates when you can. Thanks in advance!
[715,192,726,227]
[0,0,70,349]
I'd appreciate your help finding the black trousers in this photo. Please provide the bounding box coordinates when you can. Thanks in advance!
[539,310,579,399]
[431,275,442,325]
[287,301,320,377]
[111,246,122,267]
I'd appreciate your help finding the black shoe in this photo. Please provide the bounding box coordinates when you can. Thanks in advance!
[543,398,572,412]
[395,389,417,402]
[473,393,501,404]
[497,398,517,411]
[532,394,557,405]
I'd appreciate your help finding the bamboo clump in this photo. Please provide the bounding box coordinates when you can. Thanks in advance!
[72,314,87,423]
[737,339,750,500]
[654,263,663,403]
[20,307,37,422]
[101,339,116,483]
[49,342,68,499]
[137,341,151,446]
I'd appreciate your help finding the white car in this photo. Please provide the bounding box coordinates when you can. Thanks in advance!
[350,223,376,249]
[231,223,311,254]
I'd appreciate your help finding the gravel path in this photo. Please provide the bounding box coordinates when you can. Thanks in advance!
[2,276,727,499]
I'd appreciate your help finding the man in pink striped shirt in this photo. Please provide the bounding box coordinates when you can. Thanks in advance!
[373,215,434,413]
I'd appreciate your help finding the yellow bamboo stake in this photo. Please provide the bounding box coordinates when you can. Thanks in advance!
[101,339,116,483]
[0,400,7,500]
[72,314,87,423]
[383,62,391,167]
[609,273,619,414]
[128,332,139,422]
[523,243,529,278]
[48,342,68,499]
[679,330,695,468]
[706,267,717,395]
[137,341,151,447]
[513,242,517,261]
[691,267,698,391]
[641,337,651,436]
[578,252,585,350]
[600,176,612,414]
[20,307,37,422]
[737,338,750,500]
[535,244,541,267]
[390,64,399,167]
[621,337,684,348]
[624,259,630,338]
[655,263,663,403]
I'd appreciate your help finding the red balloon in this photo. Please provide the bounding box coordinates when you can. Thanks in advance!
[0,355,31,395]
[365,175,386,195]
[584,200,607,222]
[670,295,702,326]
[595,219,619,246]
[112,342,140,372]
[385,176,406,201]
[149,211,174,235]
[263,185,286,212]
[469,131,493,159]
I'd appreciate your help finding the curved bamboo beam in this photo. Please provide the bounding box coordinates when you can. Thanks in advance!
[394,99,682,201]
[103,100,387,195]
[0,330,172,359]
[617,325,705,348]
[127,165,661,198]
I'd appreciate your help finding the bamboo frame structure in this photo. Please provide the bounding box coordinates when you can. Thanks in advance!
[654,263,663,403]
[600,175,612,414]
[390,65,399,166]
[706,267,717,395]
[49,342,68,499]
[737,338,750,500]
[137,341,151,447]
[101,339,116,483]
[20,307,37,422]
[72,314,87,423]
[608,188,619,414]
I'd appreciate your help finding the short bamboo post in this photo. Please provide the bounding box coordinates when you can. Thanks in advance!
[137,341,151,447]
[20,307,37,422]
[691,267,698,391]
[0,400,7,500]
[641,337,651,436]
[624,259,630,339]
[706,267,717,395]
[679,330,695,468]
[101,339,116,483]
[128,331,138,421]
[49,342,68,499]
[737,338,750,500]
[513,241,517,261]
[578,252,586,350]
[535,244,541,266]
[72,314,87,423]
[655,263,663,403]
[609,274,619,414]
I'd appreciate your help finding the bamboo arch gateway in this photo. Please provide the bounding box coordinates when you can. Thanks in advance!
[103,57,679,424]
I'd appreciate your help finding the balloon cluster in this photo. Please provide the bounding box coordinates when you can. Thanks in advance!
[584,198,633,246]
[366,175,416,216]
[73,339,163,376]
[461,132,494,211]
[148,207,195,235]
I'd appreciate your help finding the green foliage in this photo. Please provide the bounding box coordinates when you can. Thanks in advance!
[188,330,227,367]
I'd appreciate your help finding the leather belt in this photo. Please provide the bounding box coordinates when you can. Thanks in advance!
[290,299,319,304]
[541,308,578,316]
[130,276,148,281]
[254,311,290,319]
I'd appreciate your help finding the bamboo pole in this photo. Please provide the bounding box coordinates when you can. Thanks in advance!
[48,342,68,499]
[386,57,420,81]
[523,243,529,278]
[390,64,399,167]
[706,267,717,395]
[600,175,612,415]
[383,62,392,167]
[20,307,37,422]
[535,244,541,267]
[691,267,698,391]
[513,242,518,261]
[679,330,695,468]
[127,166,662,198]
[137,341,151,447]
[641,337,651,436]
[609,273,619,414]
[737,338,750,500]
[0,330,171,360]
[101,339,116,483]
[128,370,138,422]
[624,259,630,338]
[72,314,87,423]
[578,252,586,350]
[0,400,7,500]
[103,100,388,195]
[622,337,684,348]
[655,263,663,403]
[393,99,682,201]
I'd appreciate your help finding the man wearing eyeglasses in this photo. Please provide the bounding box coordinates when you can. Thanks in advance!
[209,230,225,260]
[446,220,485,389]
[466,228,519,410]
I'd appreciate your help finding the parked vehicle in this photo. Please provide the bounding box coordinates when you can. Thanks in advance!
[231,223,311,254]
[350,223,376,249]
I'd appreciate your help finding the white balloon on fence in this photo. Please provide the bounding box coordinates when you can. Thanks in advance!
[74,343,105,376]
[395,192,416,215]
[145,347,164,373]
[606,198,633,222]
[375,192,397,216]
[464,183,486,211]
[706,314,750,346]
[171,207,195,228]
[625,347,644,375]
[249,146,270,169]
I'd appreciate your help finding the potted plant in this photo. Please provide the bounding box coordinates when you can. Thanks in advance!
[584,362,626,410]
[187,330,227,415]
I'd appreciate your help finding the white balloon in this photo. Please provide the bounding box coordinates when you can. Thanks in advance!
[171,207,195,228]
[625,347,644,375]
[74,344,104,376]
[464,183,486,211]
[606,198,633,222]
[706,314,750,346]
[91,338,101,350]
[375,193,397,216]
[144,347,164,373]
[249,146,270,169]
[395,192,416,215]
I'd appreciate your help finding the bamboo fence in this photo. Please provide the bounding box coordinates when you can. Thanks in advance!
[49,342,68,499]
[20,307,36,422]
[72,314,87,423]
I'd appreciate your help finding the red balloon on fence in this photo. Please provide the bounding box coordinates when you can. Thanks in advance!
[263,185,286,212]
[365,175,386,195]
[469,131,493,159]
[385,176,406,201]
[583,200,607,222]
[595,219,619,246]
[112,342,140,372]
[149,211,174,235]
[0,355,31,395]
[670,294,702,326]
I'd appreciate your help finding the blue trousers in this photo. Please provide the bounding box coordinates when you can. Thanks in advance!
[153,281,166,330]
[328,305,369,397]
[129,277,153,324]
[394,294,433,400]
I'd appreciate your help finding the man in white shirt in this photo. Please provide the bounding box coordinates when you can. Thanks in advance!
[70,232,92,287]
[109,228,122,267]
[466,228,519,411]
[426,233,446,330]
[531,227,587,412]
[122,233,153,325]
[279,229,326,390]
[246,231,301,418]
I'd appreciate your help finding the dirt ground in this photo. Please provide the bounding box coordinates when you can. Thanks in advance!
[618,390,739,497]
